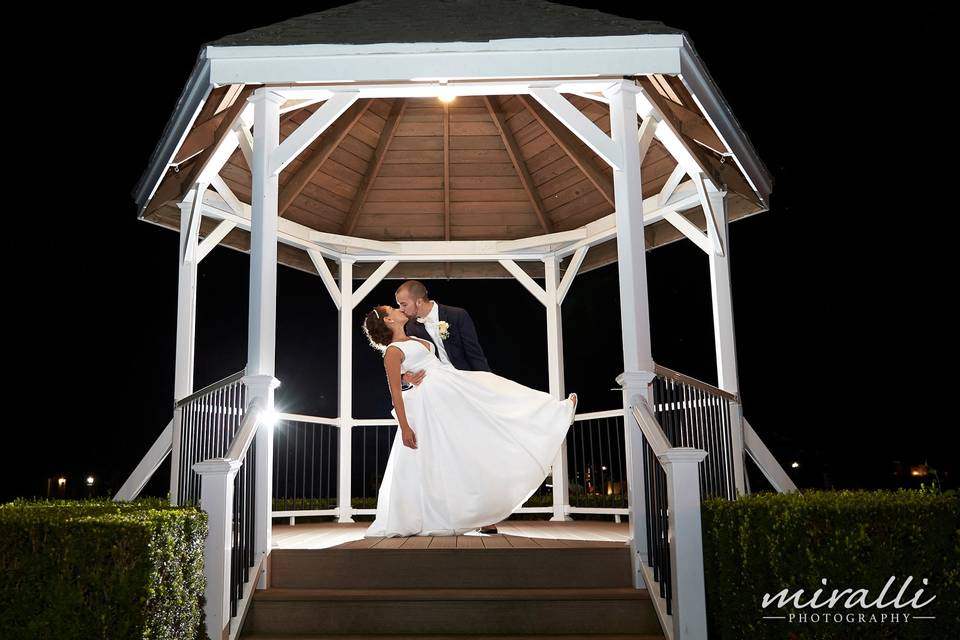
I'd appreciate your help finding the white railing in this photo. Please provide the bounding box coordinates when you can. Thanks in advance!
[114,418,174,502]
[174,371,247,506]
[270,409,635,525]
[193,396,267,640]
[630,394,708,640]
[743,416,797,493]
[652,364,740,499]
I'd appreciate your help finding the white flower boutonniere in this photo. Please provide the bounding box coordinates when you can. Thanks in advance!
[437,320,450,340]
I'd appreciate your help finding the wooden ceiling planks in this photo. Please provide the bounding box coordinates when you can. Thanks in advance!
[141,79,766,279]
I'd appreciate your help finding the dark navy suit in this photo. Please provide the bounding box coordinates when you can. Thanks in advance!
[401,303,490,389]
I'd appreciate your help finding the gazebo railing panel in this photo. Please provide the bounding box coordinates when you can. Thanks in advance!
[268,408,640,522]
[272,415,339,519]
[176,370,246,506]
[567,409,628,515]
[652,364,737,501]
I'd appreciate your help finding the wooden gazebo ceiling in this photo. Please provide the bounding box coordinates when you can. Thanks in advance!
[143,79,765,280]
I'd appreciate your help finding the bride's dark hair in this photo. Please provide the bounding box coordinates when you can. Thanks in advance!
[362,305,394,353]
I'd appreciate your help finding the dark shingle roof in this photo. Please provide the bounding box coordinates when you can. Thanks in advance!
[203,0,686,47]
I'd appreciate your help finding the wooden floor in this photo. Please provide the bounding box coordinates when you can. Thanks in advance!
[272,520,630,549]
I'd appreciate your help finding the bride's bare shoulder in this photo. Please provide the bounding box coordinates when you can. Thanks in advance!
[384,341,405,357]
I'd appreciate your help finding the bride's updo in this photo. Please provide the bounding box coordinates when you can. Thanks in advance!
[362,305,394,353]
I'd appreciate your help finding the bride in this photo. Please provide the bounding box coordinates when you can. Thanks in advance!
[361,304,577,537]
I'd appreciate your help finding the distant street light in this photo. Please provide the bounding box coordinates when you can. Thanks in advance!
[86,476,95,486]
[791,462,800,469]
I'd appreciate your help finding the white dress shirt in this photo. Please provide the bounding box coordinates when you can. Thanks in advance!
[419,301,452,365]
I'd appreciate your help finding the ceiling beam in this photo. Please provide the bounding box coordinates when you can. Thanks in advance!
[145,86,255,216]
[483,95,553,234]
[517,94,615,209]
[527,86,621,170]
[270,91,359,176]
[278,99,372,216]
[343,98,406,235]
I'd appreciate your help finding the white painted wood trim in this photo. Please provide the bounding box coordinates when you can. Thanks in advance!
[659,165,687,203]
[694,172,724,256]
[307,249,342,309]
[337,259,355,523]
[114,418,173,502]
[743,417,798,493]
[659,448,709,640]
[206,37,683,86]
[351,259,399,309]
[557,246,589,304]
[498,259,547,306]
[662,210,711,255]
[197,219,237,262]
[528,85,622,170]
[270,91,359,176]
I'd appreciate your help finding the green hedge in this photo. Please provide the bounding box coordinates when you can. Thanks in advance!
[0,496,208,640]
[701,489,960,639]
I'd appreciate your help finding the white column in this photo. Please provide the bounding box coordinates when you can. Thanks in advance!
[604,79,657,589]
[706,190,746,495]
[170,185,203,505]
[544,256,572,521]
[337,258,355,523]
[659,448,709,640]
[247,88,285,588]
[193,458,242,640]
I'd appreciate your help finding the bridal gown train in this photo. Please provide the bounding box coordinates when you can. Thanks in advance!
[364,337,576,537]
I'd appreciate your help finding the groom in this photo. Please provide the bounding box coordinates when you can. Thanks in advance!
[394,280,500,534]
[395,280,491,376]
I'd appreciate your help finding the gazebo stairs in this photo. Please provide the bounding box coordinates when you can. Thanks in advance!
[238,539,665,639]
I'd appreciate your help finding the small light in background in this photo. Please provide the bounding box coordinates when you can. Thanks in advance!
[791,462,800,469]
[86,476,95,486]
[58,477,66,486]
[910,465,928,477]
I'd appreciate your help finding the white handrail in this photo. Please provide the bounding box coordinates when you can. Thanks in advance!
[226,397,265,461]
[743,417,797,493]
[194,396,266,640]
[629,395,708,640]
[631,397,672,455]
[114,418,174,502]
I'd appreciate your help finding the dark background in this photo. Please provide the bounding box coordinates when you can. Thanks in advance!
[4,4,950,503]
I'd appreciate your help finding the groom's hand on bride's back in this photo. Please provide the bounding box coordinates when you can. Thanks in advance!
[401,369,426,388]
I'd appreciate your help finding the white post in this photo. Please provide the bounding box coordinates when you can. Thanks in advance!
[659,448,709,640]
[706,190,746,496]
[193,458,241,640]
[603,79,657,589]
[544,255,572,521]
[337,258,355,523]
[171,185,203,505]
[247,88,285,589]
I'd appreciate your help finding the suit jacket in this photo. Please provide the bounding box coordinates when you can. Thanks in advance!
[402,303,491,387]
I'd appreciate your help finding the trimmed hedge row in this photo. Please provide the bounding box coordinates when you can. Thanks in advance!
[0,496,208,640]
[701,489,960,639]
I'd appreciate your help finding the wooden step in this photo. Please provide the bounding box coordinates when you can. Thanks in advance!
[270,546,633,589]
[241,587,662,636]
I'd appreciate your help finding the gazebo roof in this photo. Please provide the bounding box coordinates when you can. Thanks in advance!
[134,1,773,281]
[203,0,685,47]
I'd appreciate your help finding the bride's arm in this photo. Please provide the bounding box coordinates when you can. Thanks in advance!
[384,346,412,431]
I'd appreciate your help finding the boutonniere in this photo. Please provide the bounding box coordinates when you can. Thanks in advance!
[437,320,450,340]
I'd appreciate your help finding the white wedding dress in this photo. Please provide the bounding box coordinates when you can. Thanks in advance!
[364,337,576,537]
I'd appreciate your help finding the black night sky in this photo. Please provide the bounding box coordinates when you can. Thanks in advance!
[4,4,951,503]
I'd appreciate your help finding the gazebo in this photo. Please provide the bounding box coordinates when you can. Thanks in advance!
[118,2,795,639]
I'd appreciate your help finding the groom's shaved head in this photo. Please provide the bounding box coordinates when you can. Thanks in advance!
[397,280,428,302]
